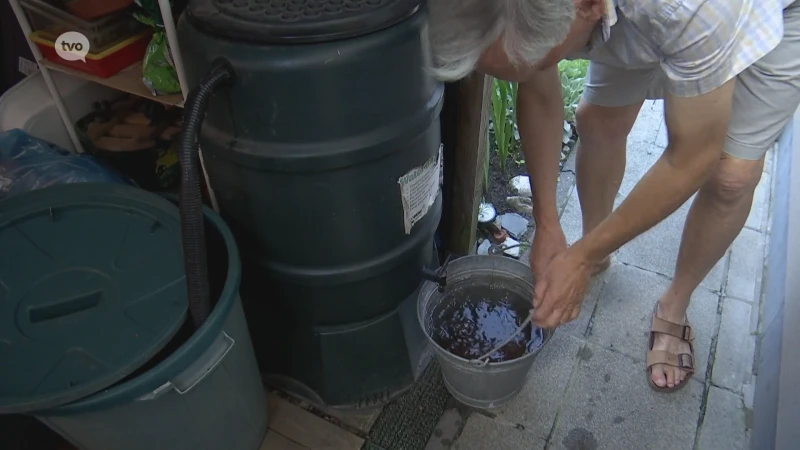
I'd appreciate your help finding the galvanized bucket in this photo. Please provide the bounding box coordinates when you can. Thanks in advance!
[417,255,553,409]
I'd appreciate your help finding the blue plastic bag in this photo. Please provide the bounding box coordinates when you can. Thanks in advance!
[0,129,131,200]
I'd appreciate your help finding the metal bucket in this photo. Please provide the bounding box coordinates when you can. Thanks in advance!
[417,255,554,409]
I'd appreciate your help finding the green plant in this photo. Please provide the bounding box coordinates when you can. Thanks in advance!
[558,59,589,123]
[490,79,519,173]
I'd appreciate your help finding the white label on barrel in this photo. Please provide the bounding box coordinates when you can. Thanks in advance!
[399,144,443,234]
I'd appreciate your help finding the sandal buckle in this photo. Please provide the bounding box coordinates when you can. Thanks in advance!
[677,353,694,369]
[681,325,692,341]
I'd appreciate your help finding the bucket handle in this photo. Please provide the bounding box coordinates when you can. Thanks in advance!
[136,331,236,401]
[469,310,533,368]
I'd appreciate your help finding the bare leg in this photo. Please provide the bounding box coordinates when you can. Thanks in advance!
[574,100,643,273]
[650,154,764,388]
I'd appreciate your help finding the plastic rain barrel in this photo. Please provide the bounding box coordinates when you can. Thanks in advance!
[177,0,444,408]
[0,183,268,450]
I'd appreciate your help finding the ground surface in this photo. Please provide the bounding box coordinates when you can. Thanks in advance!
[246,101,769,450]
[428,100,770,450]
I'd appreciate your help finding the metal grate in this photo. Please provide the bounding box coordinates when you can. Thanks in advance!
[361,359,452,450]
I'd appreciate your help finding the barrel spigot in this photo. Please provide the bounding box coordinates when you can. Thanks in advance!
[422,254,453,293]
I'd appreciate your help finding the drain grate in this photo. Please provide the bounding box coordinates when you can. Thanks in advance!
[362,359,451,450]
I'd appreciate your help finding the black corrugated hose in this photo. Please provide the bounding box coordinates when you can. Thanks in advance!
[178,61,234,329]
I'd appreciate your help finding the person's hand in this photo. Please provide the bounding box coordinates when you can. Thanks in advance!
[532,245,594,329]
[529,224,568,281]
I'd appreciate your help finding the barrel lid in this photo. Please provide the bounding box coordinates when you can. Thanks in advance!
[0,183,188,414]
[186,0,422,44]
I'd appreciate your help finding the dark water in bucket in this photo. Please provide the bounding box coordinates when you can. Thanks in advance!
[429,285,544,363]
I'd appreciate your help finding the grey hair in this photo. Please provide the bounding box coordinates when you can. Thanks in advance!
[425,0,576,81]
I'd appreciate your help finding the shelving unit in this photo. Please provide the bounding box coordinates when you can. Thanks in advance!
[40,59,185,107]
[8,0,218,209]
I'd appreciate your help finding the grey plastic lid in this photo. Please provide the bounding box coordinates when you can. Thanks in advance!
[0,183,189,414]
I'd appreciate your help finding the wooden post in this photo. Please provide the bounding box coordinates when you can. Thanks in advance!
[438,72,493,257]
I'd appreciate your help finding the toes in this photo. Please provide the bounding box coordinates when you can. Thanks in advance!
[664,367,675,387]
[651,365,667,388]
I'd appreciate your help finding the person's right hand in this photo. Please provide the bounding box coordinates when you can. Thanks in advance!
[529,223,568,282]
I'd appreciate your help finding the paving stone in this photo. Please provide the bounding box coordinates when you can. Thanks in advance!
[550,343,703,450]
[745,172,771,232]
[499,213,530,240]
[712,298,756,393]
[562,145,578,173]
[726,228,765,302]
[655,117,668,148]
[587,264,719,379]
[615,199,727,292]
[698,387,747,450]
[495,334,583,439]
[630,100,665,145]
[560,192,584,245]
[424,408,464,450]
[320,405,382,435]
[618,138,662,197]
[557,171,577,216]
[452,414,546,450]
[763,145,775,176]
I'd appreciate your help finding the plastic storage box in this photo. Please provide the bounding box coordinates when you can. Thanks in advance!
[31,31,150,78]
[20,0,143,53]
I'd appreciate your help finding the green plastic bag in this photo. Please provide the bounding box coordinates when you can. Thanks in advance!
[134,0,181,96]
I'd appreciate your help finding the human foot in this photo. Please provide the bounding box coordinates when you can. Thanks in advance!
[646,303,695,392]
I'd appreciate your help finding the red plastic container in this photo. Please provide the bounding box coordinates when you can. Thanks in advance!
[31,31,151,79]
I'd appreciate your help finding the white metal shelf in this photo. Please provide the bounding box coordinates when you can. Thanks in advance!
[8,0,219,210]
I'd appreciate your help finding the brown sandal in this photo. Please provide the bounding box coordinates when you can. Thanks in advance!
[646,302,695,393]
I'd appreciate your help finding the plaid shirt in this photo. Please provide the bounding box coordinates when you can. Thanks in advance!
[580,0,795,97]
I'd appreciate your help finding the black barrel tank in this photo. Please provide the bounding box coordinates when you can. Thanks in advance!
[178,0,444,407]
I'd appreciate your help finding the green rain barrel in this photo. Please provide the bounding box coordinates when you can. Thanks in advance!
[178,0,444,408]
[0,183,268,450]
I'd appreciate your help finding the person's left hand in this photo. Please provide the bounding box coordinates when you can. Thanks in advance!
[532,245,594,329]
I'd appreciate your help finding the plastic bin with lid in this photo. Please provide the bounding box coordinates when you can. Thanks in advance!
[0,183,269,450]
[20,0,144,53]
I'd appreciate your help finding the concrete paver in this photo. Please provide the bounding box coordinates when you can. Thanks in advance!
[698,387,748,450]
[452,414,546,450]
[614,198,728,293]
[618,138,662,197]
[630,100,666,145]
[726,228,766,302]
[425,408,464,450]
[587,264,720,380]
[432,96,766,450]
[712,298,757,393]
[745,171,771,232]
[495,334,584,440]
[549,343,703,450]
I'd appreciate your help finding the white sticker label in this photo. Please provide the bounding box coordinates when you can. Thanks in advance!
[18,57,38,76]
[399,144,443,234]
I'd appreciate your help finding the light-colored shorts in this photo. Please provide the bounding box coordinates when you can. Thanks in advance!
[582,1,800,160]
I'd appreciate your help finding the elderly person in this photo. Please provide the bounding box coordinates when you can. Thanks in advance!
[427,0,799,392]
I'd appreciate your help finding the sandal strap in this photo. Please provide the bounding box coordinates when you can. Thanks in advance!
[646,350,696,374]
[651,316,694,342]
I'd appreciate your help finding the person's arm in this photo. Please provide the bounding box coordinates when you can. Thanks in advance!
[517,66,565,229]
[571,80,735,262]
